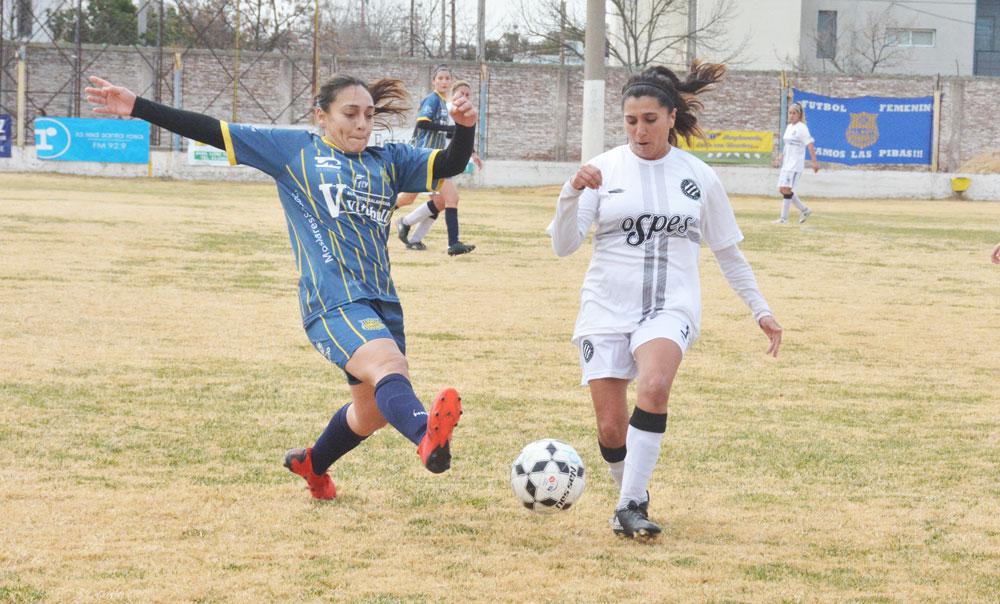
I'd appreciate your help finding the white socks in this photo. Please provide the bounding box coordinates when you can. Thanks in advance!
[409,216,436,244]
[617,408,667,510]
[791,192,809,212]
[402,200,435,226]
[608,460,625,488]
[618,427,663,508]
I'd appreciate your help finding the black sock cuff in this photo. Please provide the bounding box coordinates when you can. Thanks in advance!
[374,373,410,393]
[445,207,458,218]
[629,407,667,433]
[425,199,440,218]
[599,442,627,463]
[782,192,793,199]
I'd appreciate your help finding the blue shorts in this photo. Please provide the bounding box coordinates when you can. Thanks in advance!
[304,299,406,385]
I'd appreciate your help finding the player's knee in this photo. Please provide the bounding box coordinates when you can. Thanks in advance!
[361,352,410,386]
[635,374,671,409]
[596,420,627,449]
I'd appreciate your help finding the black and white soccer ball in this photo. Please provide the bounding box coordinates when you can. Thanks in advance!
[510,439,586,513]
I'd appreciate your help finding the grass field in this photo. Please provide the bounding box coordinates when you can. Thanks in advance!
[2,173,999,603]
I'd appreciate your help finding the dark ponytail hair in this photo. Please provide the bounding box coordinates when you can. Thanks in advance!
[314,75,410,130]
[621,60,726,147]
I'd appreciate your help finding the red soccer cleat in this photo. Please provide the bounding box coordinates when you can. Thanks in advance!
[283,447,336,500]
[417,388,463,473]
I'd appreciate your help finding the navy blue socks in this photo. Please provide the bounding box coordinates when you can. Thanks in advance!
[310,403,367,474]
[445,207,459,246]
[374,373,428,445]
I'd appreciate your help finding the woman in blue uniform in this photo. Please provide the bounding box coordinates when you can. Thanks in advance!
[395,65,476,255]
[85,73,477,500]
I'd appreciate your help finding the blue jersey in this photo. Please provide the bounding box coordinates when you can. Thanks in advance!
[411,91,451,150]
[220,122,443,325]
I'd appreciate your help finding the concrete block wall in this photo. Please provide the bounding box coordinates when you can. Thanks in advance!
[2,42,1000,171]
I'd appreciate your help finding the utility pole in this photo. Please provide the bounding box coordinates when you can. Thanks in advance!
[440,0,446,56]
[409,0,415,56]
[581,0,605,161]
[476,0,487,158]
[450,0,456,59]
[686,0,698,65]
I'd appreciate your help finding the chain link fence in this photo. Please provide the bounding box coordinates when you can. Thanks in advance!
[0,0,350,147]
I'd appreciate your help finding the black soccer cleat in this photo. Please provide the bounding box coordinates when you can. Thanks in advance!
[613,500,661,539]
[406,241,427,251]
[397,218,411,244]
[447,241,476,256]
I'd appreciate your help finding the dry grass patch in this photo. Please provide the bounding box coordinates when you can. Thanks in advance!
[1,173,999,603]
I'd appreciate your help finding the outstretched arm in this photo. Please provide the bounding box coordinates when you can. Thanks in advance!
[808,143,819,173]
[86,75,224,149]
[713,244,782,357]
[430,93,478,179]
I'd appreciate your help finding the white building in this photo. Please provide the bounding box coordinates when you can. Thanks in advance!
[608,0,992,76]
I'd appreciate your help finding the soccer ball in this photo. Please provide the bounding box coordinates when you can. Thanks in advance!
[510,439,586,513]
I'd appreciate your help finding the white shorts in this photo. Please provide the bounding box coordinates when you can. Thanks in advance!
[777,170,801,189]
[577,312,695,386]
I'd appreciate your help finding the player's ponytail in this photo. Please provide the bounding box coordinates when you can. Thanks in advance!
[314,75,411,130]
[622,60,726,147]
[368,78,410,129]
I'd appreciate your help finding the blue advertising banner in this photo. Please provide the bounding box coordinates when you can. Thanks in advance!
[0,114,11,158]
[792,89,933,165]
[34,117,149,163]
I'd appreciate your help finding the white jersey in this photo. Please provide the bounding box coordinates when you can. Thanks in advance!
[549,145,744,344]
[780,122,814,173]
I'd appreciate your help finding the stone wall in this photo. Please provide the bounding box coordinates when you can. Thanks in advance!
[2,42,998,170]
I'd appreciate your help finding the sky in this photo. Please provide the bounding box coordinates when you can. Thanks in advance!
[451,0,585,39]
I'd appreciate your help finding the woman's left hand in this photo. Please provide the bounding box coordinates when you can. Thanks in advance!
[812,160,820,173]
[759,315,782,358]
[450,94,478,127]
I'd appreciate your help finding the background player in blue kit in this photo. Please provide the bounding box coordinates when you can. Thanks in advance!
[395,65,476,255]
[85,73,478,500]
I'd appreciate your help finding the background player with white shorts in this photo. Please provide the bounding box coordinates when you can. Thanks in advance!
[774,102,819,224]
[549,61,784,539]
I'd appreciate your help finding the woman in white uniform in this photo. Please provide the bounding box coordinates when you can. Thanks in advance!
[549,61,783,538]
[775,102,819,224]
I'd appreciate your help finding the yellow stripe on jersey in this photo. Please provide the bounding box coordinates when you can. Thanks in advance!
[288,221,328,313]
[320,136,342,152]
[338,307,368,343]
[319,315,350,358]
[285,164,322,219]
[426,149,441,191]
[299,150,322,217]
[220,121,237,166]
[286,216,310,312]
[327,228,357,280]
[415,116,431,123]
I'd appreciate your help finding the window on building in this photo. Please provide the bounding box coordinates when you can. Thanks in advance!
[817,11,837,59]
[887,28,937,47]
[976,17,994,51]
[976,0,1000,75]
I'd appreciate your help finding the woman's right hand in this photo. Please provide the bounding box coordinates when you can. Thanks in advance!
[570,164,602,190]
[84,76,137,117]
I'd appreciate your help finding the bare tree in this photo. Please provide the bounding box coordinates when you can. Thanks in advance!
[516,0,747,70]
[793,6,914,74]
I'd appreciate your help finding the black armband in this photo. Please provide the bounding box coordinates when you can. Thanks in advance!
[416,121,456,135]
[131,97,225,150]
[432,124,475,179]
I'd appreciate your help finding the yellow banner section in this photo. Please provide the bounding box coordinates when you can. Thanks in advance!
[677,130,774,164]
[679,130,774,153]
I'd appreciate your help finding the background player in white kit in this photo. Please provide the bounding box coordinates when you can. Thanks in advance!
[549,61,784,539]
[774,102,819,224]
